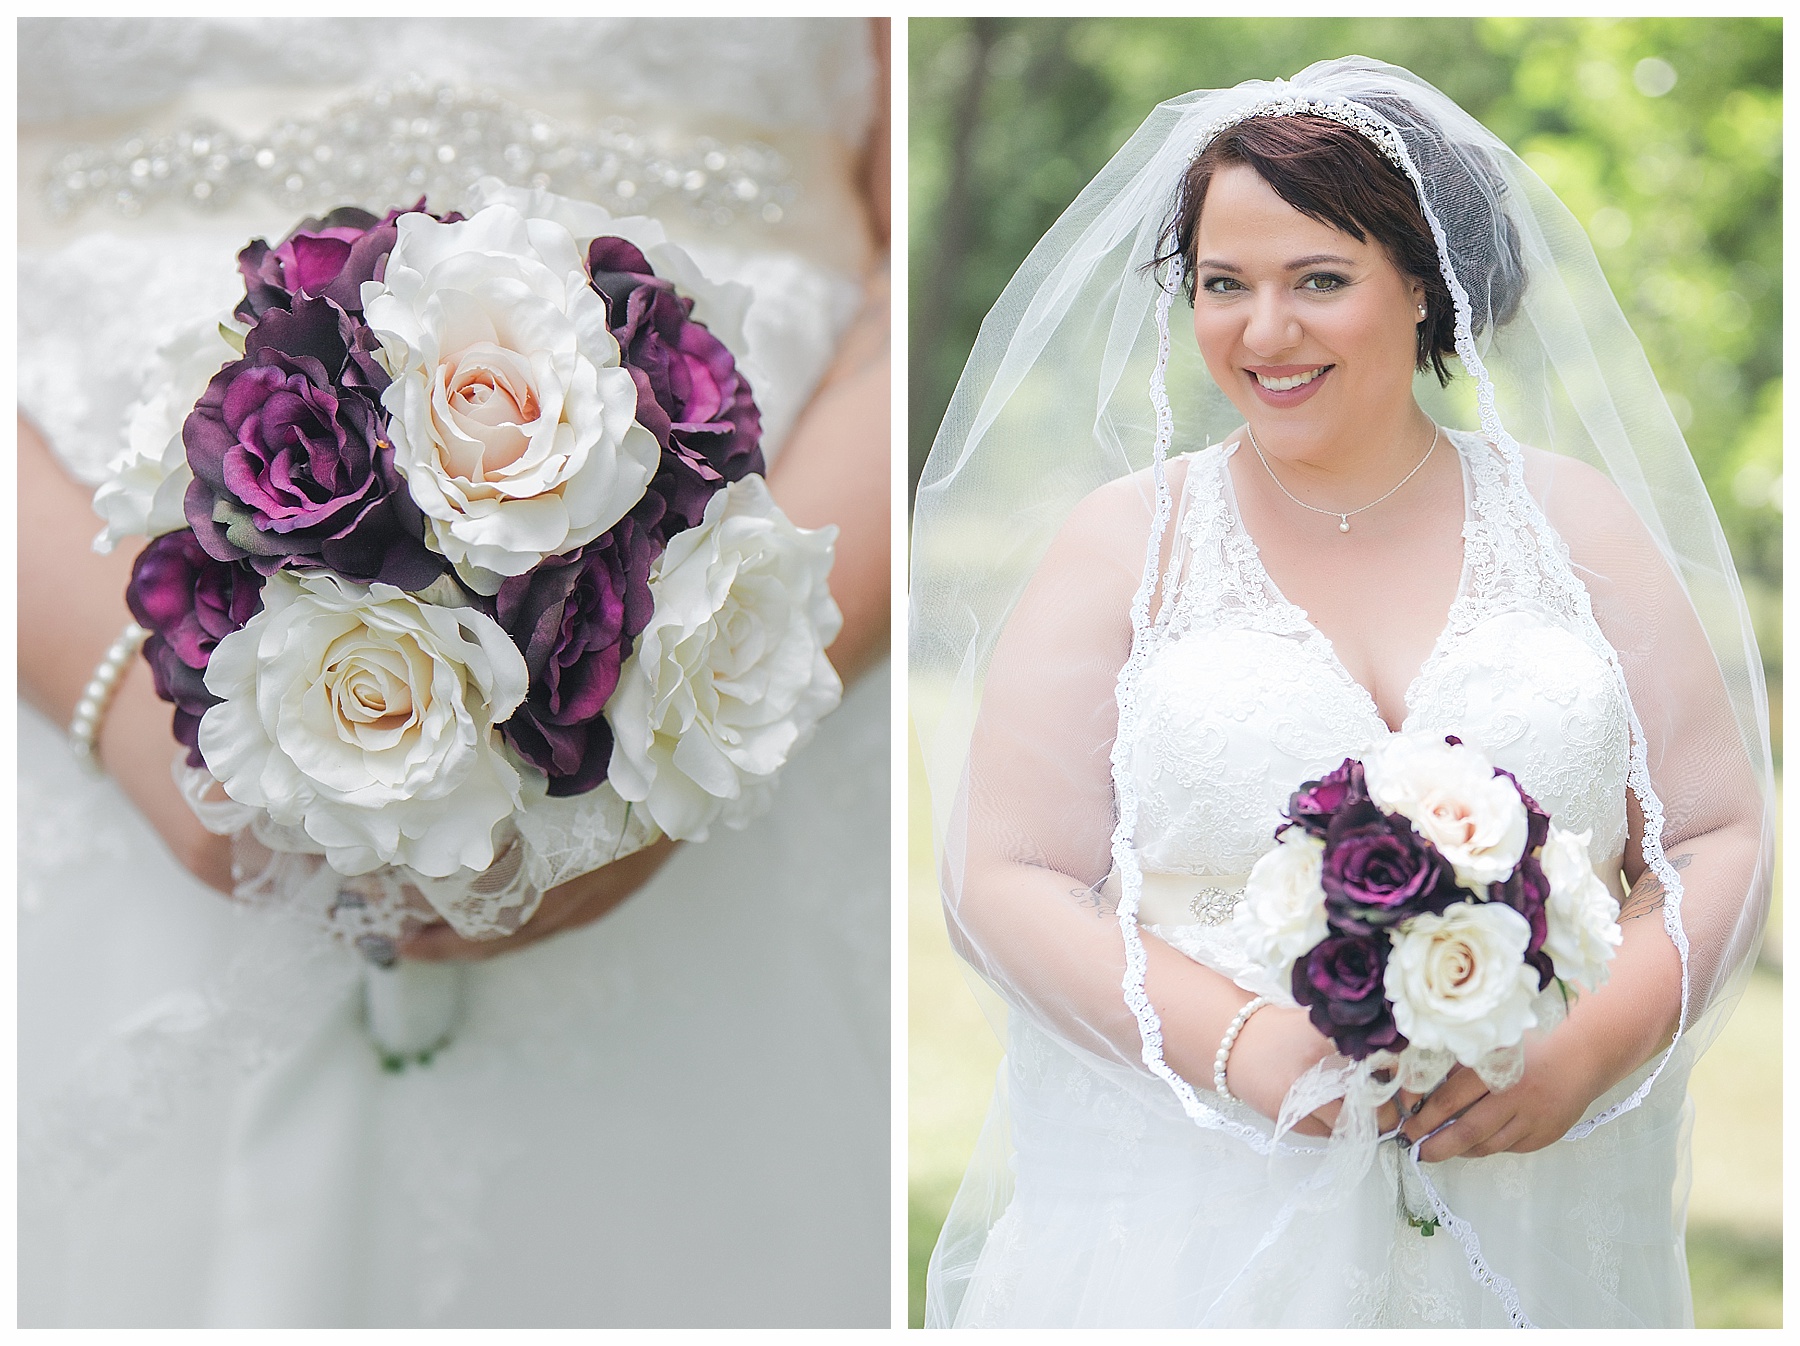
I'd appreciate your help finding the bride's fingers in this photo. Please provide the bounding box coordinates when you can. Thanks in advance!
[1393,1070,1455,1127]
[1465,1112,1531,1159]
[401,898,575,962]
[399,921,497,962]
[1399,1066,1485,1144]
[1415,1092,1501,1162]
[401,839,678,962]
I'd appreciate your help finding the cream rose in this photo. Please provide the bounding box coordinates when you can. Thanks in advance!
[1539,826,1623,992]
[606,475,842,841]
[1235,828,1329,979]
[198,571,530,878]
[1385,901,1541,1063]
[92,317,238,551]
[463,178,752,355]
[1365,733,1528,891]
[362,203,660,595]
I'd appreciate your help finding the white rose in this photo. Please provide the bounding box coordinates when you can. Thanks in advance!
[1234,829,1329,980]
[1539,826,1623,992]
[1365,733,1528,890]
[1385,901,1541,1064]
[198,571,531,878]
[363,203,661,595]
[463,178,752,355]
[92,317,238,551]
[606,476,841,841]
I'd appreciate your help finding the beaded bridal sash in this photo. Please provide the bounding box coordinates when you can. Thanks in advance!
[43,78,800,231]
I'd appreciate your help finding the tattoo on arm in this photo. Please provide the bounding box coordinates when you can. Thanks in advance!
[1619,852,1692,922]
[1075,881,1116,916]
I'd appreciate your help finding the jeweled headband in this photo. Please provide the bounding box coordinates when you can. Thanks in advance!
[1191,90,1413,174]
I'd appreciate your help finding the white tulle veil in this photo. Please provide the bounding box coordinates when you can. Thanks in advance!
[911,56,1772,1325]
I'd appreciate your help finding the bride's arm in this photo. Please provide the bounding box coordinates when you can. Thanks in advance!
[1401,457,1765,1159]
[951,467,1353,1129]
[763,16,889,685]
[19,414,234,891]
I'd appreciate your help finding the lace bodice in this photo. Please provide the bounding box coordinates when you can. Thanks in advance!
[1127,433,1630,965]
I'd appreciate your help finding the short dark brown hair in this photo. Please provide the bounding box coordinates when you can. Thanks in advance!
[1155,111,1524,386]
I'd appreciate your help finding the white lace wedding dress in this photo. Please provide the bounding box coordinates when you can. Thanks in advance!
[935,434,1694,1328]
[19,18,887,1328]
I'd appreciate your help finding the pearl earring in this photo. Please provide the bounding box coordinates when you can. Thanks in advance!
[1417,304,1428,319]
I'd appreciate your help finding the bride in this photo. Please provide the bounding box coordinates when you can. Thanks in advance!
[911,57,1770,1328]
[19,17,889,1327]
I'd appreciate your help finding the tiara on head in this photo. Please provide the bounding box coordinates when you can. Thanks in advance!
[1192,92,1412,175]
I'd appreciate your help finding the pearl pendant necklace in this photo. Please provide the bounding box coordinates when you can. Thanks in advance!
[1247,421,1440,534]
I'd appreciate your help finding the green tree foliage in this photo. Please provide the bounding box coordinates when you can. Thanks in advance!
[909,18,1780,678]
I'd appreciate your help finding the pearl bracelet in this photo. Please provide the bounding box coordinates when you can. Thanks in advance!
[69,621,150,774]
[1213,995,1270,1103]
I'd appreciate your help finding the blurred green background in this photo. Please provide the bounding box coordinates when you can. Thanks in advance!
[907,17,1781,1329]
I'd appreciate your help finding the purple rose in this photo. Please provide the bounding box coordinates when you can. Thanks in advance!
[1291,934,1407,1060]
[1288,757,1369,838]
[1494,852,1555,988]
[1496,765,1551,854]
[586,237,763,541]
[492,518,658,796]
[183,295,442,589]
[1321,809,1456,935]
[235,202,418,323]
[1489,765,1552,987]
[125,529,264,767]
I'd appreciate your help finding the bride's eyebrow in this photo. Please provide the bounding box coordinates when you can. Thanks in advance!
[1192,253,1360,272]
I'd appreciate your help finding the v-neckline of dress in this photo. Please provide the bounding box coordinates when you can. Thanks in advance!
[1214,431,1476,736]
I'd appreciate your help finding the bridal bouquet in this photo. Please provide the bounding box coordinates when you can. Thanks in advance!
[1234,733,1623,1093]
[94,180,842,938]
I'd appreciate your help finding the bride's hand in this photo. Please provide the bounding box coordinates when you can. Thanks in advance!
[1229,1006,1408,1137]
[398,836,679,962]
[1227,1005,1403,1138]
[1396,1033,1604,1162]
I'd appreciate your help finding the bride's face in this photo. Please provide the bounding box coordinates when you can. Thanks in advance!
[1190,164,1426,448]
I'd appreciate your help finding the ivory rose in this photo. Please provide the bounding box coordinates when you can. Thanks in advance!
[363,203,661,594]
[1384,901,1541,1063]
[198,570,530,878]
[1235,828,1329,978]
[462,178,751,353]
[93,318,234,551]
[605,476,841,841]
[1539,826,1624,992]
[1364,733,1529,891]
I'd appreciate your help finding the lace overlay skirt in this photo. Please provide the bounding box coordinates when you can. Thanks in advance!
[935,1017,1692,1328]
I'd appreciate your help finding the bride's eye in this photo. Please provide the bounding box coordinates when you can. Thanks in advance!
[1299,272,1349,292]
[1200,275,1244,295]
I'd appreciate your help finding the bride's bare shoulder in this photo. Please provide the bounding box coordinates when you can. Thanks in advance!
[1051,455,1197,567]
[1517,444,1663,560]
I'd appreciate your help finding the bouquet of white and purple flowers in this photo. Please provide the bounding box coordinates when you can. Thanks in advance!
[1234,733,1623,1094]
[95,179,842,940]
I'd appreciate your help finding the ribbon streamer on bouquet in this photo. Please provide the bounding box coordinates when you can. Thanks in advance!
[1271,1053,1401,1203]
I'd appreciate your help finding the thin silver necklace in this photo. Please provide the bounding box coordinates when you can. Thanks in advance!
[1246,421,1440,534]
